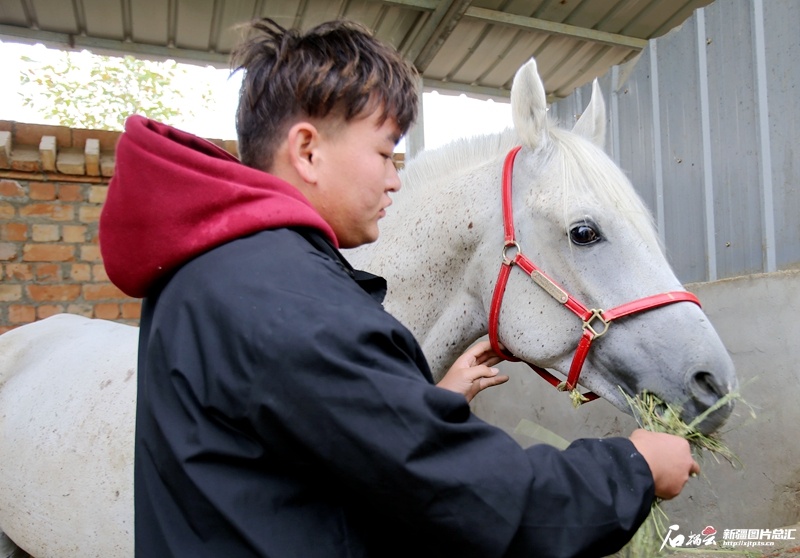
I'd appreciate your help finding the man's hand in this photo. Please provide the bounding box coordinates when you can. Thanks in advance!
[437,340,508,402]
[629,429,700,500]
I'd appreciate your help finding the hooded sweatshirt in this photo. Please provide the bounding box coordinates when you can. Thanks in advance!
[99,114,336,298]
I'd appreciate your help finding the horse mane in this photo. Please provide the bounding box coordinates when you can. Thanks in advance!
[399,120,660,249]
[549,127,660,248]
[400,127,519,189]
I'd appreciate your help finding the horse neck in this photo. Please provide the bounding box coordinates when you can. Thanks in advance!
[368,151,507,380]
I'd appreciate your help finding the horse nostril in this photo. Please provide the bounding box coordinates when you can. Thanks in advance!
[689,370,723,404]
[686,370,735,434]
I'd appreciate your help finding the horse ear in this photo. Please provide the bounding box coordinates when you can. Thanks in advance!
[511,58,549,150]
[572,79,607,150]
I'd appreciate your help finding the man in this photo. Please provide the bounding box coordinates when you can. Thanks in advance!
[100,17,698,558]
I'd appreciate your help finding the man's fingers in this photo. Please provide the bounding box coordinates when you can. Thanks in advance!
[461,365,500,381]
[468,341,504,365]
[479,374,509,390]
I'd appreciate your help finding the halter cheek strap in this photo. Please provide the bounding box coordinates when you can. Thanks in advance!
[488,146,701,405]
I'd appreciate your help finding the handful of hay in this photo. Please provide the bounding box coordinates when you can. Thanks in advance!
[618,387,754,557]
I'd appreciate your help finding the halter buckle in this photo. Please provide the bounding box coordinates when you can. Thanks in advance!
[583,309,610,338]
[501,241,521,265]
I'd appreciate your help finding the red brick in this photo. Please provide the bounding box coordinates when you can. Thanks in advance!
[83,283,126,300]
[31,224,60,242]
[0,326,16,335]
[22,244,75,262]
[121,301,142,319]
[5,263,33,281]
[35,263,62,281]
[66,303,93,317]
[0,285,22,301]
[92,263,109,281]
[58,184,84,202]
[29,183,57,201]
[88,186,107,204]
[8,304,36,324]
[26,284,81,301]
[0,242,18,261]
[80,245,102,262]
[0,222,27,241]
[0,202,14,219]
[62,225,87,243]
[69,263,91,281]
[0,180,24,197]
[14,122,72,147]
[79,205,102,223]
[36,304,64,319]
[72,127,121,152]
[20,203,74,221]
[94,303,120,320]
[11,153,42,173]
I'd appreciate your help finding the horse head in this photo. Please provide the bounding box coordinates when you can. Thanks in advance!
[348,57,738,434]
[486,58,738,432]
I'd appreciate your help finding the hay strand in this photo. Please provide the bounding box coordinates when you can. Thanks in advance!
[616,384,757,557]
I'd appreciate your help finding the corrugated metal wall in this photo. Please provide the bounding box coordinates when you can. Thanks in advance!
[549,0,799,284]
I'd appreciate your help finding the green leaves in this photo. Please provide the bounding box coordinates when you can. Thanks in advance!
[18,49,216,132]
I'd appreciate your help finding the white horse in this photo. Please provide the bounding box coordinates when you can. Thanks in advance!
[348,58,737,426]
[0,58,737,558]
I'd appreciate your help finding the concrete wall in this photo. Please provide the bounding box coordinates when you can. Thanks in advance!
[472,269,800,531]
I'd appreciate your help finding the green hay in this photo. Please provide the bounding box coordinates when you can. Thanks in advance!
[616,383,758,558]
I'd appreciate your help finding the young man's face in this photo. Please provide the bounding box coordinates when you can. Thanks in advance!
[310,110,402,248]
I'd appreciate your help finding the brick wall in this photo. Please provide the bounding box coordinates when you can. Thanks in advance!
[0,119,405,334]
[0,120,135,333]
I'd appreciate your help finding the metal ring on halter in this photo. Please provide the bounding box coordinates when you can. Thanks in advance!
[501,241,521,265]
[582,308,610,338]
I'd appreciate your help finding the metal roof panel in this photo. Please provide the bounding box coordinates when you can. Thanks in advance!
[0,0,716,100]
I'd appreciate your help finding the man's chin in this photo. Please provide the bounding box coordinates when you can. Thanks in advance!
[340,232,379,249]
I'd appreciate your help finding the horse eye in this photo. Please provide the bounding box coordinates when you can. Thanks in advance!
[569,224,602,246]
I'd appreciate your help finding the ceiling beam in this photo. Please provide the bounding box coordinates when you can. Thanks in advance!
[401,0,455,63]
[382,0,438,10]
[464,7,648,50]
[411,0,473,70]
[422,77,509,101]
[379,2,649,51]
[0,24,230,68]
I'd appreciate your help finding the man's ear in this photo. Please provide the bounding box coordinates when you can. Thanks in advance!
[286,122,320,184]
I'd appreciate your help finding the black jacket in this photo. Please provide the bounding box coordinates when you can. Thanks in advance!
[134,228,654,558]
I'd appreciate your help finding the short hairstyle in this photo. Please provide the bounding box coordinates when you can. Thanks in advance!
[230,18,419,171]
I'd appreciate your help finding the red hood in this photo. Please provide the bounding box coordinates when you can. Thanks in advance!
[99,115,336,298]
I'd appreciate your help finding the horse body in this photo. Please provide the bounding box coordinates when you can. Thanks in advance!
[0,59,737,557]
[0,314,136,557]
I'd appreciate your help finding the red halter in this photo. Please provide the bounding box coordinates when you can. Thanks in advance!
[488,146,701,404]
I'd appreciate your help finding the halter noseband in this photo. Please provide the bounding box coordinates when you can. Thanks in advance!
[488,146,701,405]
